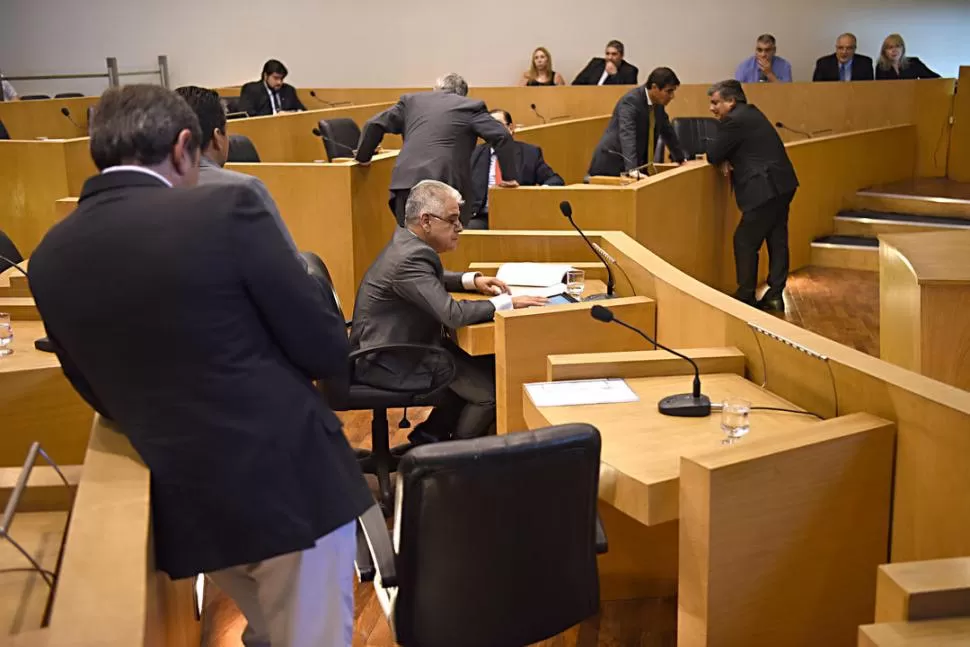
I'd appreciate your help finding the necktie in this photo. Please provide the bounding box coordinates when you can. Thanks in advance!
[493,156,503,184]
[841,64,849,82]
[272,91,280,114]
[646,107,656,176]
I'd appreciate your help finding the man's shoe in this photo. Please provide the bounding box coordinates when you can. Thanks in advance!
[757,295,785,312]
[407,428,442,446]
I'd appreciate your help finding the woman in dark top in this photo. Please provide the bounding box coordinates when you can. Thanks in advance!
[519,47,565,86]
[875,33,940,80]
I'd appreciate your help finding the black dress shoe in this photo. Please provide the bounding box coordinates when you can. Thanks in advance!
[407,428,442,446]
[757,295,785,312]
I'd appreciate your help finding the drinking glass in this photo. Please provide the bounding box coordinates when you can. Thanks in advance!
[0,313,13,357]
[565,269,585,300]
[720,397,750,444]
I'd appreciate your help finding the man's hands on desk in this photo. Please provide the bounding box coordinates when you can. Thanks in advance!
[473,275,548,308]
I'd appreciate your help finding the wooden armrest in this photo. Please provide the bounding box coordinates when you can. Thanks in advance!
[545,347,745,381]
[876,558,970,622]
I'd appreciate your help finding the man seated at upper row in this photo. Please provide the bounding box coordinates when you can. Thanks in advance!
[239,59,306,116]
[812,33,874,82]
[466,109,564,230]
[735,34,792,83]
[572,40,639,86]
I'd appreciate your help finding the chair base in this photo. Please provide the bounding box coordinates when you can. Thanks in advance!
[356,406,414,514]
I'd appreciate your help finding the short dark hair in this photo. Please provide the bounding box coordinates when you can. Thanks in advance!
[606,40,625,55]
[262,59,288,78]
[757,34,776,46]
[490,109,512,126]
[707,79,748,104]
[646,67,680,90]
[89,84,201,171]
[175,86,227,151]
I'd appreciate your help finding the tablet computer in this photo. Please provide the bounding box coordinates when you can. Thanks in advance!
[545,293,578,306]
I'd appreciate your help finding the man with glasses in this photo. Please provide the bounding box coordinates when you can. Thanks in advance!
[349,180,546,444]
[813,33,874,82]
[735,34,792,83]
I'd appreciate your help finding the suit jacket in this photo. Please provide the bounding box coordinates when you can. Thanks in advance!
[355,92,518,201]
[706,103,799,213]
[572,58,639,85]
[467,140,564,216]
[349,227,495,390]
[588,86,685,177]
[875,57,940,80]
[812,53,874,81]
[28,171,372,579]
[197,156,301,257]
[239,80,306,116]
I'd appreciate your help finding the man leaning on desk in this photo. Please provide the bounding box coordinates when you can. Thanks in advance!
[350,180,546,445]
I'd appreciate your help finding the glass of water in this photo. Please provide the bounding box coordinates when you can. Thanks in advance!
[720,397,750,444]
[565,269,585,300]
[0,313,13,357]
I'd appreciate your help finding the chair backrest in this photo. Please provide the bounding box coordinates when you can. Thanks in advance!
[54,92,84,98]
[0,229,24,271]
[227,134,260,163]
[221,96,242,114]
[394,424,602,647]
[670,116,719,160]
[317,118,360,161]
[300,251,343,315]
[0,119,9,140]
[20,94,50,101]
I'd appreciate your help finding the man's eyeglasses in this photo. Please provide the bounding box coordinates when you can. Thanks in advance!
[427,213,463,230]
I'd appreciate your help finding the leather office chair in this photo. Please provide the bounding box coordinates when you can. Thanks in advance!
[221,96,244,115]
[655,116,719,162]
[356,423,608,647]
[301,252,456,514]
[227,134,261,163]
[19,94,50,101]
[0,119,9,140]
[316,118,361,161]
[54,92,84,98]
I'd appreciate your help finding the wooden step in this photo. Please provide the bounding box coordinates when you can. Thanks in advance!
[852,191,970,220]
[0,297,40,320]
[833,211,970,237]
[859,617,970,646]
[810,236,878,272]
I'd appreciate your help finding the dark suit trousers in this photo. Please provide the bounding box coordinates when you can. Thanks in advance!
[389,188,475,227]
[733,190,796,303]
[417,340,496,440]
[465,213,489,230]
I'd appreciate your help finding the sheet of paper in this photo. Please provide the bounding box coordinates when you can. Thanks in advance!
[508,283,568,298]
[496,263,573,287]
[525,379,640,408]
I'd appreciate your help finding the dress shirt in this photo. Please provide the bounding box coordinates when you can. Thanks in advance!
[462,271,512,311]
[735,55,793,83]
[101,165,173,187]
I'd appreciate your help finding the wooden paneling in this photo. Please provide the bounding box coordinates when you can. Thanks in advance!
[859,618,970,646]
[545,347,746,381]
[0,96,98,139]
[879,240,922,372]
[875,558,970,623]
[678,413,895,647]
[811,244,880,272]
[947,67,970,182]
[515,116,609,185]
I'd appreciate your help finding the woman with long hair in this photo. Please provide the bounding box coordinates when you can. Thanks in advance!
[875,34,939,80]
[519,47,565,86]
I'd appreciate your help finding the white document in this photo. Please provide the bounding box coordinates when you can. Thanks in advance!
[508,283,567,298]
[525,379,639,408]
[496,262,573,287]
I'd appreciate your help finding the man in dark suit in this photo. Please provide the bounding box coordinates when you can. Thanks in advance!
[572,40,639,85]
[239,59,306,116]
[27,85,371,646]
[355,73,519,226]
[813,33,874,82]
[706,80,799,312]
[350,180,546,443]
[587,67,686,179]
[466,109,564,229]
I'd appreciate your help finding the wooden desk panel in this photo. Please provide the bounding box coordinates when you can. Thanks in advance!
[0,96,98,139]
[515,116,610,185]
[948,67,970,182]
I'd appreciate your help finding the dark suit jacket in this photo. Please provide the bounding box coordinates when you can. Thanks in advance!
[355,92,518,202]
[349,227,494,390]
[239,80,306,116]
[572,58,639,85]
[28,171,371,579]
[706,103,799,213]
[875,57,940,80]
[467,140,564,216]
[588,86,685,177]
[812,53,874,81]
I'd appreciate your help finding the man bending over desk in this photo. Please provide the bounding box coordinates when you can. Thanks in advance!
[350,180,546,444]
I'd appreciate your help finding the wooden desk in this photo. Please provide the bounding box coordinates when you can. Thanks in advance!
[880,231,970,390]
[523,372,816,526]
[859,618,970,646]
[451,279,607,356]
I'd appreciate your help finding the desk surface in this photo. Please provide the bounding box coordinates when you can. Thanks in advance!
[0,320,59,374]
[524,373,817,526]
[880,231,970,285]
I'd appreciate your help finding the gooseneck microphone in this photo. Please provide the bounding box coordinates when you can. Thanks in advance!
[530,103,547,124]
[60,107,81,129]
[775,121,812,138]
[311,128,358,157]
[590,305,711,417]
[309,91,351,108]
[559,201,615,300]
[607,149,653,176]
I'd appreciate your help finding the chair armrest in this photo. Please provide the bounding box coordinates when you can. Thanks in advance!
[595,514,608,554]
[355,503,398,588]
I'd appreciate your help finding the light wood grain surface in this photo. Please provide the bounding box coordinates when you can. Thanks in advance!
[876,558,970,623]
[859,618,970,646]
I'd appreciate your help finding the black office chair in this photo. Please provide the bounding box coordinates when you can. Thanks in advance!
[301,252,456,513]
[316,118,361,161]
[356,423,608,647]
[0,229,24,273]
[221,96,243,114]
[656,116,719,162]
[227,134,261,163]
[54,92,84,98]
[19,94,50,101]
[0,119,10,140]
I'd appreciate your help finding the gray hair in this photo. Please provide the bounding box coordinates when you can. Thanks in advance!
[757,33,776,46]
[404,180,463,225]
[837,32,857,45]
[433,73,468,96]
[707,79,747,104]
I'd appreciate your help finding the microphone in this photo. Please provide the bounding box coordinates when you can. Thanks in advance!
[0,254,28,277]
[758,71,768,82]
[311,128,358,157]
[590,305,711,417]
[308,91,351,108]
[60,107,81,129]
[774,122,813,138]
[607,149,653,176]
[559,201,615,300]
[530,103,547,124]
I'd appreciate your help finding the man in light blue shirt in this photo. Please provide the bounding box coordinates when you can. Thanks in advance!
[735,34,792,83]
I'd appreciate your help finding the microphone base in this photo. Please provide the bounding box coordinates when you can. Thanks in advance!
[582,292,619,302]
[658,393,712,417]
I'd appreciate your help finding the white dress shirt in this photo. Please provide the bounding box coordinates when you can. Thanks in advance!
[462,271,512,311]
[101,165,173,187]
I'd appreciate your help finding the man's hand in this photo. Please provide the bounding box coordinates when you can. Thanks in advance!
[497,180,519,188]
[474,276,509,296]
[356,159,371,167]
[512,296,548,309]
[605,61,618,76]
[719,161,732,177]
[758,58,777,82]
[624,169,645,180]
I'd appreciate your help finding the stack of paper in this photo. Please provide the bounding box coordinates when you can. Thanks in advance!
[525,379,639,407]
[496,263,573,288]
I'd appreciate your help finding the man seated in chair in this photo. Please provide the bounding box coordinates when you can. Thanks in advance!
[349,180,546,444]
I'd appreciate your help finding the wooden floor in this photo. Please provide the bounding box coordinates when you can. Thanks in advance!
[200,266,878,647]
[866,178,970,201]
